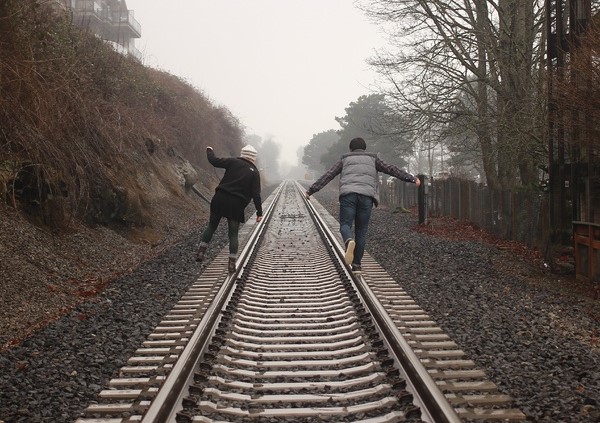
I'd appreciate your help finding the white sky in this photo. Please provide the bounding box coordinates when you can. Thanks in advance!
[125,0,387,167]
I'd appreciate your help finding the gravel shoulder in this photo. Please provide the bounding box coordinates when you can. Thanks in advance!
[1,184,599,422]
[311,185,600,422]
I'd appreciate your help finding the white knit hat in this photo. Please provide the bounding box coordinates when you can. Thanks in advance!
[240,145,258,163]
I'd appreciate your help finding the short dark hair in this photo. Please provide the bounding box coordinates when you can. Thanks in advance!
[349,137,367,151]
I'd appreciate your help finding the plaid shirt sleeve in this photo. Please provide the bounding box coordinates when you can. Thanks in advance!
[375,158,417,183]
[307,160,343,194]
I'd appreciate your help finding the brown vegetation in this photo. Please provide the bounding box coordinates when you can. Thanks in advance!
[0,0,250,348]
[0,0,244,230]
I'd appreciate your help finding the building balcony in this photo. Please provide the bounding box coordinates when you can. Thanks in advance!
[73,0,104,29]
[107,10,141,39]
[73,1,141,40]
[75,0,102,15]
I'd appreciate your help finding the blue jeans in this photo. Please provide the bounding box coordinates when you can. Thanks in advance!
[339,193,373,266]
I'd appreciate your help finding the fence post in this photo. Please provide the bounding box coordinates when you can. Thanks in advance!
[418,174,427,224]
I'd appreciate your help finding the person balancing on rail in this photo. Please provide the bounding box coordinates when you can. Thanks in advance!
[305,137,420,272]
[195,145,263,274]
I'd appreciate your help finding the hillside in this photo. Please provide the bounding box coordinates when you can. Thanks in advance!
[0,1,246,348]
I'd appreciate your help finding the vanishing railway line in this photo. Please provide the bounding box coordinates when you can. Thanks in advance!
[76,181,525,422]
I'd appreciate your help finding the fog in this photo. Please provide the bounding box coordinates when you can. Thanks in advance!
[125,0,386,169]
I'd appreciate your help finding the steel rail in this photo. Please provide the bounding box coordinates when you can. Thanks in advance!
[296,181,462,423]
[140,182,285,423]
[76,180,524,422]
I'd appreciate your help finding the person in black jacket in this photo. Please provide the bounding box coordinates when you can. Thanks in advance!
[196,145,263,273]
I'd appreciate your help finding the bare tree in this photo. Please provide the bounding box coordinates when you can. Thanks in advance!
[362,0,546,189]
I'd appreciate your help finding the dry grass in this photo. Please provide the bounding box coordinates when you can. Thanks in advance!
[0,0,250,350]
[0,0,242,230]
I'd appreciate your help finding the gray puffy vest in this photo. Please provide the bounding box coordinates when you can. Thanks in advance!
[339,151,380,206]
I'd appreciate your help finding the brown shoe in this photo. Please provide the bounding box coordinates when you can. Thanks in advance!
[228,257,236,274]
[195,245,207,262]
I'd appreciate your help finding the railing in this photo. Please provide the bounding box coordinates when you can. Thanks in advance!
[75,0,102,14]
[111,10,141,37]
[72,2,141,38]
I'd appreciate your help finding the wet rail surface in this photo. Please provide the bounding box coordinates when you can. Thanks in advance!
[76,181,525,423]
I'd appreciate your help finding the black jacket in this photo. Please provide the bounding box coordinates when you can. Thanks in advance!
[207,148,262,216]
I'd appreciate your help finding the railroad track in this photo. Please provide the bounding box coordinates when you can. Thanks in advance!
[77,181,525,422]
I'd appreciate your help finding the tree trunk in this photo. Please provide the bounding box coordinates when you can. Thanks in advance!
[474,0,499,189]
[496,0,539,188]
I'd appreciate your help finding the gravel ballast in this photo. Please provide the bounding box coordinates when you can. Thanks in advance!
[1,184,599,422]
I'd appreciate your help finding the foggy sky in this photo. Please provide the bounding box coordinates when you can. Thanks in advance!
[125,0,386,168]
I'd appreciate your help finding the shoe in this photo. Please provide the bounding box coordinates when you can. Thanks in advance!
[228,257,237,274]
[195,245,207,262]
[351,263,362,273]
[344,239,355,265]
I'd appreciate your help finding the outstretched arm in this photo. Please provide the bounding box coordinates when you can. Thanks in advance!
[206,146,231,169]
[305,160,342,198]
[376,158,420,186]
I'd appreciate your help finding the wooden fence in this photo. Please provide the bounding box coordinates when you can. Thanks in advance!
[379,177,550,250]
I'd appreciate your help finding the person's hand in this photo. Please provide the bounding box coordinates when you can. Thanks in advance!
[304,191,311,200]
[414,177,421,187]
[256,215,263,222]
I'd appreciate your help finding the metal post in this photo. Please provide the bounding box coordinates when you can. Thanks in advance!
[418,174,427,224]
